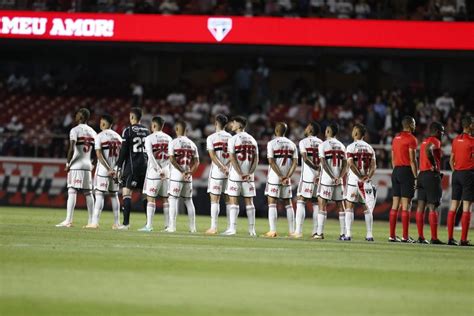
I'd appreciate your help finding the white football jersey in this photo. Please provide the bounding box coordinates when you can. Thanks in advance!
[346,139,376,185]
[267,136,298,184]
[69,124,97,171]
[168,136,199,182]
[206,130,232,179]
[94,129,122,177]
[299,136,323,182]
[318,137,346,185]
[145,131,173,179]
[228,131,259,181]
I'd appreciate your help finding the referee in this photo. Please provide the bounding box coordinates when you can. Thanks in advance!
[389,116,418,243]
[415,122,445,245]
[447,116,473,246]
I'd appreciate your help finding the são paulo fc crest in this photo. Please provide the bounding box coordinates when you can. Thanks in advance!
[207,18,232,42]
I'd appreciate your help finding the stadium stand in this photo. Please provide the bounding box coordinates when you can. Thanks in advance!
[1,0,472,21]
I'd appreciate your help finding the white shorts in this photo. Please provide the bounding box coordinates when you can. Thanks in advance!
[94,174,118,192]
[207,177,228,196]
[225,179,256,197]
[264,182,292,199]
[297,180,318,199]
[143,177,169,198]
[67,169,92,190]
[168,180,193,198]
[345,182,366,204]
[317,183,344,201]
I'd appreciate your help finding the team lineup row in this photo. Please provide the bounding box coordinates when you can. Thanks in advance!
[55,108,473,245]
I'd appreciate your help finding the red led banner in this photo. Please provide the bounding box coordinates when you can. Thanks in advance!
[1,10,473,50]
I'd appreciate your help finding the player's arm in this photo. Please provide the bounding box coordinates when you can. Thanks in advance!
[268,158,284,178]
[449,153,455,170]
[340,156,348,178]
[409,148,418,179]
[116,129,129,171]
[65,140,76,171]
[169,154,185,174]
[302,152,318,171]
[146,139,161,174]
[367,158,376,179]
[320,159,336,180]
[249,144,259,175]
[425,143,438,172]
[189,156,200,174]
[96,148,113,174]
[286,157,298,179]
[347,157,363,179]
[208,150,227,172]
[391,150,395,169]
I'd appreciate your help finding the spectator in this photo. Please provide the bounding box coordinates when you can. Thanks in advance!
[167,89,186,107]
[278,0,293,15]
[131,83,144,107]
[335,0,353,18]
[440,0,456,21]
[354,0,371,19]
[159,0,180,14]
[435,92,455,119]
[234,63,253,113]
[373,95,387,120]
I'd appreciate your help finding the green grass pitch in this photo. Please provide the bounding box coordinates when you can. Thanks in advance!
[1,207,473,316]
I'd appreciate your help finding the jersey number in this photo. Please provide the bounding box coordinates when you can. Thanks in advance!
[153,143,169,160]
[236,145,256,162]
[108,141,121,157]
[175,149,194,166]
[132,137,146,153]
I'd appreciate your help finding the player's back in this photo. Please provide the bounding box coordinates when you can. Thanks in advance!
[346,139,375,183]
[267,136,297,181]
[207,130,232,178]
[169,136,199,181]
[70,124,97,170]
[121,124,150,168]
[146,131,173,175]
[319,137,346,183]
[95,129,122,176]
[420,136,441,171]
[229,131,258,180]
[452,133,474,170]
[392,131,417,167]
[299,136,323,181]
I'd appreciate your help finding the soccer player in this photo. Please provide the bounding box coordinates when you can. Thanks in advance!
[314,122,347,240]
[293,122,323,238]
[205,114,232,235]
[389,116,418,243]
[116,107,150,230]
[223,116,259,236]
[344,123,377,241]
[140,116,172,232]
[56,108,97,227]
[84,114,122,229]
[416,122,445,244]
[167,120,200,233]
[263,122,298,237]
[447,116,473,246]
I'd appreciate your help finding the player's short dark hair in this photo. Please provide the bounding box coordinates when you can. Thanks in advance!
[152,116,165,129]
[215,114,228,128]
[101,113,114,126]
[275,122,288,136]
[77,108,90,121]
[175,119,187,130]
[429,121,444,134]
[327,122,339,136]
[232,116,247,129]
[354,123,366,136]
[309,121,320,135]
[461,116,472,129]
[402,115,415,128]
[130,107,142,121]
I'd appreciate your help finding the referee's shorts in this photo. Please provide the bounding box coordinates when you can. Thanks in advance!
[391,166,415,199]
[121,164,146,190]
[417,170,442,207]
[451,169,474,202]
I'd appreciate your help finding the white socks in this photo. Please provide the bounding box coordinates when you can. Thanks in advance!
[339,212,346,236]
[92,191,104,225]
[146,202,156,228]
[312,204,319,235]
[210,203,220,230]
[268,204,277,232]
[295,200,305,235]
[246,205,256,234]
[184,198,196,232]
[168,196,178,231]
[364,211,373,238]
[66,188,77,223]
[225,204,231,231]
[345,210,354,238]
[286,204,295,234]
[163,202,169,228]
[84,190,94,225]
[111,193,120,225]
[228,204,239,232]
[316,211,327,235]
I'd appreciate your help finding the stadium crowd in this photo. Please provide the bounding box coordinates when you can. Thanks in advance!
[0,71,471,171]
[1,0,472,21]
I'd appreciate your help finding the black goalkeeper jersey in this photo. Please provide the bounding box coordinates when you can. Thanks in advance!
[117,124,150,172]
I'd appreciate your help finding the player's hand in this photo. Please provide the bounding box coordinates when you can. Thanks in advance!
[64,165,70,172]
[314,177,319,184]
[107,169,116,177]
[414,178,418,190]
[333,177,340,185]
[282,177,290,186]
[160,171,166,180]
[242,174,250,182]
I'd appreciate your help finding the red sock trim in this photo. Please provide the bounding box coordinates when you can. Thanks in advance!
[416,211,424,239]
[401,210,409,240]
[447,210,456,240]
[429,211,438,240]
[461,212,471,242]
[389,209,398,238]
